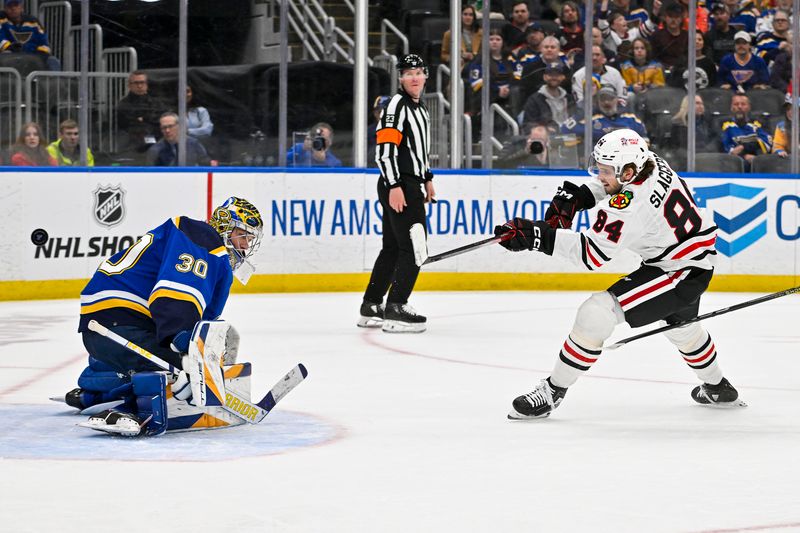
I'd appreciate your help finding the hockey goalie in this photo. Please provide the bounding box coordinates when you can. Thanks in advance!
[54,197,306,436]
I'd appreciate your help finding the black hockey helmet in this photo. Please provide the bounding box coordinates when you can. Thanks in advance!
[397,54,429,77]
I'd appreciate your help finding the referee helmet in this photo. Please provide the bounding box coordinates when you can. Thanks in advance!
[397,54,429,77]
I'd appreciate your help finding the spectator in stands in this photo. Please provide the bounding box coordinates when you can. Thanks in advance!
[521,62,575,129]
[706,4,738,64]
[509,22,545,77]
[367,95,391,164]
[572,45,627,106]
[286,121,342,167]
[722,0,759,33]
[675,0,710,33]
[718,31,770,91]
[47,119,94,166]
[669,94,719,152]
[649,2,689,69]
[721,93,772,170]
[9,122,55,166]
[502,2,533,55]
[587,26,615,66]
[186,85,213,139]
[668,31,717,90]
[561,85,648,146]
[441,4,482,70]
[771,93,792,158]
[517,35,571,100]
[769,44,792,93]
[558,1,584,55]
[0,0,60,71]
[755,0,793,34]
[466,29,514,116]
[620,38,665,99]
[598,0,656,55]
[117,71,162,159]
[146,112,210,166]
[497,122,552,168]
[754,9,790,64]
[605,0,655,33]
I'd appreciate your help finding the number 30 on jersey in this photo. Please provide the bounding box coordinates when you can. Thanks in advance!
[175,254,208,279]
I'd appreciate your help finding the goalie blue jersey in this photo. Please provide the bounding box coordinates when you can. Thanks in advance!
[78,217,233,346]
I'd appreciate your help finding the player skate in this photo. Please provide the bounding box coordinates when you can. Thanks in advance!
[382,303,427,333]
[357,300,385,328]
[81,409,150,437]
[508,378,567,420]
[691,377,747,408]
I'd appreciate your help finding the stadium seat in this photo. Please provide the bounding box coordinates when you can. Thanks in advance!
[401,0,443,34]
[694,152,745,173]
[698,87,732,117]
[642,87,685,148]
[659,148,687,172]
[419,16,450,70]
[644,86,686,115]
[747,88,785,119]
[750,154,792,174]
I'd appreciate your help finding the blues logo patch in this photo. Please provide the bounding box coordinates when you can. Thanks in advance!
[609,190,633,209]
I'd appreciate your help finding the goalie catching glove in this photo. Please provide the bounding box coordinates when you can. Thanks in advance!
[543,181,596,229]
[494,218,556,255]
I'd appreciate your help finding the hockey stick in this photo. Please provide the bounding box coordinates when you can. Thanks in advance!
[411,223,514,266]
[87,320,307,424]
[604,285,800,350]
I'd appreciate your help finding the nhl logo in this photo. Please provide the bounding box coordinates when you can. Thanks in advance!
[93,185,126,228]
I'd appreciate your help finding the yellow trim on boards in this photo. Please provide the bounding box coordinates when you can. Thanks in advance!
[3,274,797,302]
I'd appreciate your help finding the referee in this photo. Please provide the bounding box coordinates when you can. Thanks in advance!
[358,54,436,333]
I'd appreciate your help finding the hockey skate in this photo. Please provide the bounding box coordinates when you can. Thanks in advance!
[79,409,150,437]
[357,300,385,328]
[691,377,747,408]
[382,303,426,333]
[508,378,567,420]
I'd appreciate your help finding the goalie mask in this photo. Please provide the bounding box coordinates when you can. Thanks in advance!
[589,129,651,185]
[210,197,263,271]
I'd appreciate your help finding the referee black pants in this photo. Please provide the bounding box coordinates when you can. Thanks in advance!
[363,179,426,305]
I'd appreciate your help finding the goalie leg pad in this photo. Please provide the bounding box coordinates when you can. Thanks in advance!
[131,372,169,436]
[65,357,134,410]
[165,363,252,432]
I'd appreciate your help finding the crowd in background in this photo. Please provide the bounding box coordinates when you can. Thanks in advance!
[0,0,796,170]
[444,0,794,169]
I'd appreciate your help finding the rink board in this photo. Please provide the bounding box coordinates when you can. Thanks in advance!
[1,168,798,300]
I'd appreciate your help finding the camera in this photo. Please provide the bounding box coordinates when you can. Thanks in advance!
[528,139,545,155]
[312,128,327,151]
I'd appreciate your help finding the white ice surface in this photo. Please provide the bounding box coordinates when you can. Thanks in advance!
[1,291,799,533]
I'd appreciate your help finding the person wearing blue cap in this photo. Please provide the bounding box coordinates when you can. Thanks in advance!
[0,0,61,70]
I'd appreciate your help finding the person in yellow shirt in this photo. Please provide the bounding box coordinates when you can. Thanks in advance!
[47,119,95,166]
[772,95,792,158]
[619,38,665,96]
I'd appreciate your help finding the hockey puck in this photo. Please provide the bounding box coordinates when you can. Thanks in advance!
[31,228,49,246]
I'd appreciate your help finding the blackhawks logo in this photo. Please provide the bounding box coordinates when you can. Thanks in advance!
[609,190,633,209]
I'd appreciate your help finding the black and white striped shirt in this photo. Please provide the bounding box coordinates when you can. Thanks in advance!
[375,91,433,188]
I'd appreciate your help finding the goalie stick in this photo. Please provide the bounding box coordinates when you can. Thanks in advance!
[604,285,800,350]
[87,320,307,424]
[411,223,514,266]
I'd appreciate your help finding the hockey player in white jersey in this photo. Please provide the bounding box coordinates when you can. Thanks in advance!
[496,129,745,420]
